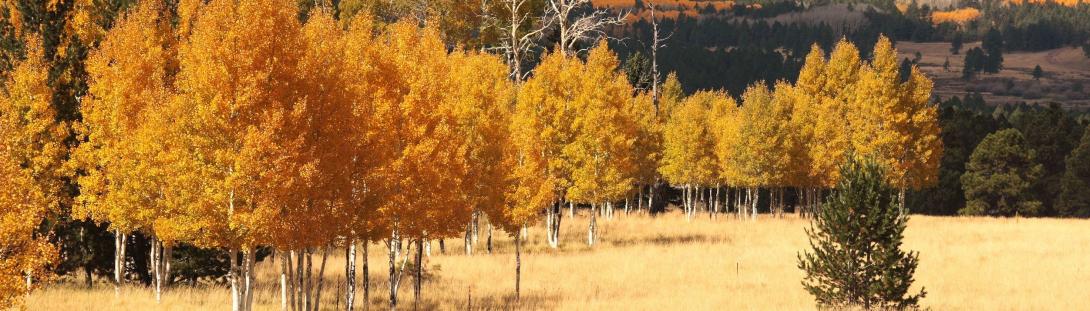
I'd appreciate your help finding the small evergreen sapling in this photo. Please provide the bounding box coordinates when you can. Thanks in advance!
[798,159,926,310]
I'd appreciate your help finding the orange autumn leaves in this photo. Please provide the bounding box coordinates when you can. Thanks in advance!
[68,0,611,259]
[659,37,942,199]
[0,37,65,307]
[932,8,982,25]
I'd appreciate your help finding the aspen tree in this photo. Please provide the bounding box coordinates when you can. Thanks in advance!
[659,91,717,221]
[451,47,516,258]
[73,1,178,300]
[254,9,359,311]
[340,14,391,311]
[514,48,580,247]
[849,36,942,210]
[629,92,661,215]
[485,104,555,300]
[0,36,62,310]
[168,0,308,309]
[369,22,483,309]
[721,82,796,219]
[564,42,638,245]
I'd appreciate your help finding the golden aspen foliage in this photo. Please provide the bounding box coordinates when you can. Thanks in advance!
[707,90,740,185]
[931,8,982,25]
[341,14,394,242]
[787,46,825,188]
[629,92,663,190]
[0,38,60,309]
[850,35,942,191]
[0,36,68,218]
[806,40,861,188]
[659,90,717,188]
[168,0,307,250]
[255,9,357,250]
[371,22,475,240]
[450,49,517,232]
[73,0,178,241]
[723,82,796,189]
[0,142,56,309]
[564,42,639,206]
[515,49,581,200]
[658,72,684,116]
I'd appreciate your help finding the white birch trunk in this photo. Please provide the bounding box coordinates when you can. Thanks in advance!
[280,250,289,311]
[113,230,126,298]
[587,203,597,246]
[346,242,357,311]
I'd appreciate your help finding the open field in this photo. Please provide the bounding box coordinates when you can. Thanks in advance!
[25,211,1090,310]
[897,41,1090,108]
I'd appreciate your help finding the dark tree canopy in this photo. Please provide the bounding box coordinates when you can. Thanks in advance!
[1056,126,1090,217]
[960,129,1044,217]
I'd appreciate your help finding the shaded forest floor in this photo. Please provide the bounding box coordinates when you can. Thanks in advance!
[26,211,1090,310]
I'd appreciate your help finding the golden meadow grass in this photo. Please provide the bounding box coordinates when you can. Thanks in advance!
[25,211,1090,310]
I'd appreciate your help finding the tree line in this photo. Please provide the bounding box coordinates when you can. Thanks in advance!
[908,96,1090,217]
[0,0,947,310]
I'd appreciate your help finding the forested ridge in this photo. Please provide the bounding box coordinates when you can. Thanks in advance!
[0,0,1087,310]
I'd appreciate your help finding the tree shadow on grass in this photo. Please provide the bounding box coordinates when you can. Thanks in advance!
[363,291,559,310]
[606,234,729,247]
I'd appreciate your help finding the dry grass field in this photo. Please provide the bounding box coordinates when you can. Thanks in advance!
[24,211,1090,310]
[897,41,1090,108]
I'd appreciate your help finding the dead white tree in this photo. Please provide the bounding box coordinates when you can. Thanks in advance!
[643,2,672,107]
[545,0,625,56]
[491,0,554,81]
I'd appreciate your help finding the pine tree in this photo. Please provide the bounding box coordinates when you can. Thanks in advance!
[1056,126,1090,217]
[951,32,963,55]
[1032,65,1043,80]
[798,159,926,310]
[960,129,1043,216]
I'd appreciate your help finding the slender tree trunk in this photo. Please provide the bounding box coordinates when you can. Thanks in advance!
[113,230,126,298]
[515,230,522,300]
[464,222,473,255]
[413,240,424,308]
[230,248,240,311]
[552,201,562,248]
[472,212,480,245]
[568,201,574,218]
[280,250,290,311]
[388,237,401,310]
[750,188,759,220]
[588,203,598,246]
[312,246,330,311]
[295,250,305,311]
[305,249,313,310]
[363,242,370,310]
[346,242,357,311]
[545,204,556,248]
[648,183,655,213]
[439,239,445,254]
[487,224,494,254]
[244,249,256,311]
